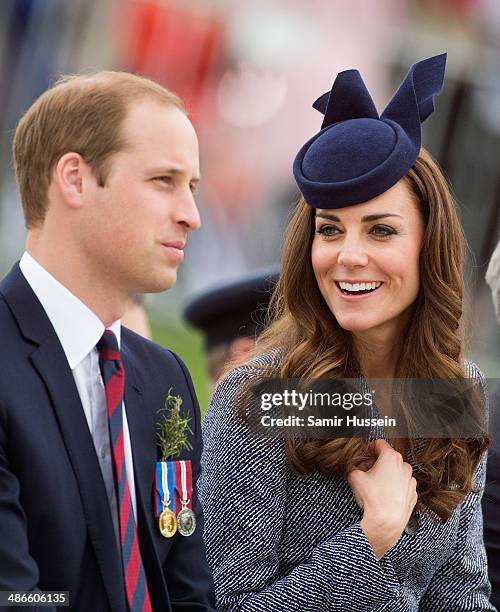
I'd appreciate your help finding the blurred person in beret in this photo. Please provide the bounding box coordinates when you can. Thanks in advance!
[200,54,495,610]
[0,73,215,611]
[122,293,152,340]
[184,266,279,386]
[484,236,500,609]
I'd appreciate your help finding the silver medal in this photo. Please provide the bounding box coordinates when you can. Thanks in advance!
[177,506,196,536]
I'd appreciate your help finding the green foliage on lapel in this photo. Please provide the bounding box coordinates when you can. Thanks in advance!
[156,389,194,461]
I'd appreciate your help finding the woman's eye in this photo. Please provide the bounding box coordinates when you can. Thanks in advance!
[370,224,396,238]
[317,225,341,237]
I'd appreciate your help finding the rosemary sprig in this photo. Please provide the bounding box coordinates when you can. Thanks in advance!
[156,388,193,461]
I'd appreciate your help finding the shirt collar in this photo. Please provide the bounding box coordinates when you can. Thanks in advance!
[19,251,121,369]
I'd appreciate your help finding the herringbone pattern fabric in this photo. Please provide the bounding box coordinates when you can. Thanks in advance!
[200,354,494,611]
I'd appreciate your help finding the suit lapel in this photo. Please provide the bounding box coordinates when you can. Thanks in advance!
[31,346,127,611]
[0,264,127,611]
[121,345,171,611]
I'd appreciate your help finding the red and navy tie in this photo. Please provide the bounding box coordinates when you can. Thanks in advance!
[97,330,152,612]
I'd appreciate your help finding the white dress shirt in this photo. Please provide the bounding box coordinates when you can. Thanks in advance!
[19,251,137,540]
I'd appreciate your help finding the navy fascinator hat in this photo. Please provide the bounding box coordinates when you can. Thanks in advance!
[293,54,447,209]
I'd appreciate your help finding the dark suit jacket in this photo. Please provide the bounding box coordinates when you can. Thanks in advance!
[0,263,215,611]
[484,383,500,610]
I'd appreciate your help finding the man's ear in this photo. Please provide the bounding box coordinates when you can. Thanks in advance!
[53,152,88,209]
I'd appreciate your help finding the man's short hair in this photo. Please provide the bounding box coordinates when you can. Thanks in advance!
[12,71,184,229]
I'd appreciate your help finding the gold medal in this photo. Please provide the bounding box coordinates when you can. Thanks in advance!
[159,507,177,538]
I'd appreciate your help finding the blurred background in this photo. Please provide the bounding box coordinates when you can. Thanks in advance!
[0,0,499,408]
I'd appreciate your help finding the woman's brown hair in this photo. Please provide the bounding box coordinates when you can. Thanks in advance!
[236,148,489,522]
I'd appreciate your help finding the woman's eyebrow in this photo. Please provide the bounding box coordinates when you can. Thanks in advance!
[361,213,403,222]
[315,212,403,222]
[315,212,341,221]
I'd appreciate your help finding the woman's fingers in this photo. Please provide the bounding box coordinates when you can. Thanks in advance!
[346,467,363,488]
[347,441,417,523]
[372,438,391,456]
[348,441,419,557]
[355,459,376,472]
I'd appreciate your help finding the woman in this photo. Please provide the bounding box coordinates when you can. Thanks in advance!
[200,54,494,611]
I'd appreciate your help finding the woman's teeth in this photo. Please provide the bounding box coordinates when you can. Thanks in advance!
[338,281,382,294]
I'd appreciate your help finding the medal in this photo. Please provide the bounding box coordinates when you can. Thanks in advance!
[159,505,178,538]
[175,460,196,536]
[155,461,178,538]
[177,506,196,537]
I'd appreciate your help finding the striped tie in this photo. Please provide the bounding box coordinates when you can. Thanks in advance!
[97,330,152,612]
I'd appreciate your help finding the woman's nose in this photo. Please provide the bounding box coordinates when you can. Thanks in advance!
[337,237,369,268]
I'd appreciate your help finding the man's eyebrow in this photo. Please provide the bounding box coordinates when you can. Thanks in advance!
[315,212,403,222]
[150,167,200,181]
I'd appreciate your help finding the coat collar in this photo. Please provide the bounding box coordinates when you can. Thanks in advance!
[18,252,119,368]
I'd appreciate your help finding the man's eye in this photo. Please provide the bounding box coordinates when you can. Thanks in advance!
[155,176,173,185]
[190,183,198,194]
[370,224,397,238]
[316,225,341,237]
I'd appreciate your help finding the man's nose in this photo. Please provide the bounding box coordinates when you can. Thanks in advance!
[176,190,201,231]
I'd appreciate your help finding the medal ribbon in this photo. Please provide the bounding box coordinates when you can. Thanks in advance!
[176,460,193,510]
[155,461,177,516]
[170,461,178,514]
[155,463,163,516]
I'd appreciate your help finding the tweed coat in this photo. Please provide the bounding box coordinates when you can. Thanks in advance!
[199,353,495,611]
[483,384,500,608]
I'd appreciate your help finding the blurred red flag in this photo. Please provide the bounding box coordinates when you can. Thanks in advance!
[118,0,226,125]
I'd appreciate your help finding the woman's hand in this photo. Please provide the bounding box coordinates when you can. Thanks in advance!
[347,439,418,560]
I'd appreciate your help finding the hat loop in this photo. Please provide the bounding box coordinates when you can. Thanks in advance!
[293,53,447,209]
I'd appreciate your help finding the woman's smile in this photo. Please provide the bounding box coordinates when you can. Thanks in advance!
[335,280,384,299]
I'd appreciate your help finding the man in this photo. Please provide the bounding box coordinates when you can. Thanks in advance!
[0,72,215,611]
[484,237,500,609]
[183,266,279,385]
